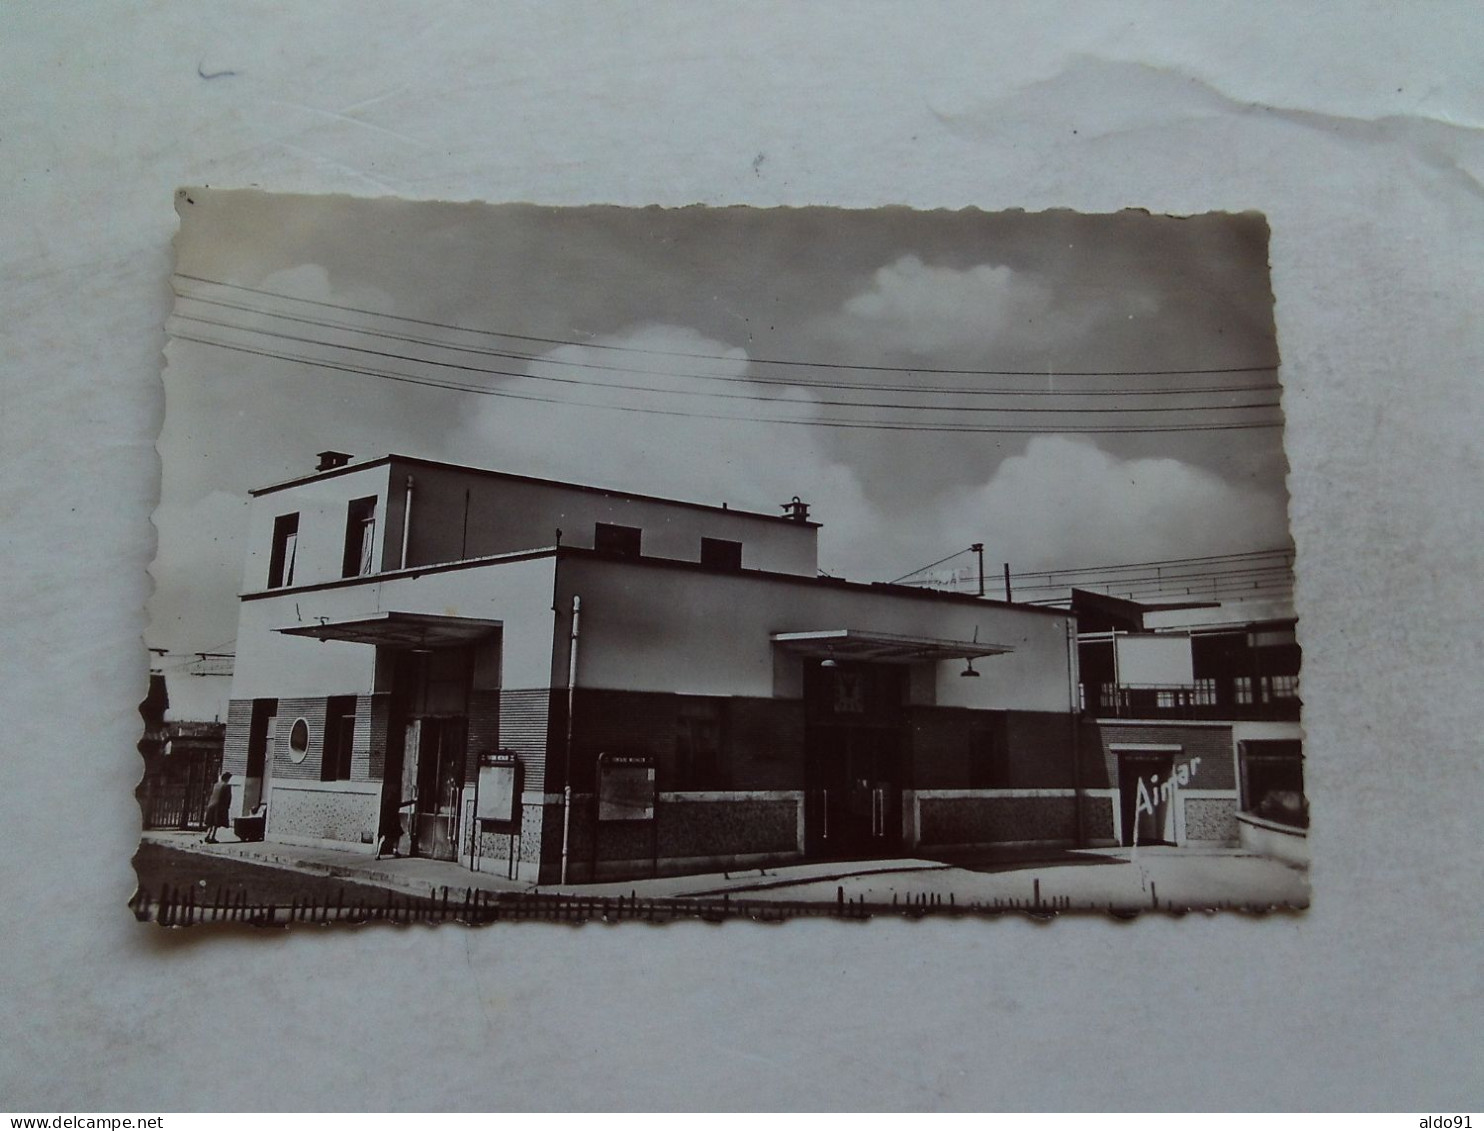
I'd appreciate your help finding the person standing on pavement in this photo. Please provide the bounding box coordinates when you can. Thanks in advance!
[202,771,233,844]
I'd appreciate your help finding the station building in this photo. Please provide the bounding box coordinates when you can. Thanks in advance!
[222,452,1090,882]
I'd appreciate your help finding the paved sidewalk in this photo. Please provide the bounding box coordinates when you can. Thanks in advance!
[140,830,1306,912]
[141,830,529,898]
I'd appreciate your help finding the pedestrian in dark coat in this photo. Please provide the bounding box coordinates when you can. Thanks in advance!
[202,772,233,844]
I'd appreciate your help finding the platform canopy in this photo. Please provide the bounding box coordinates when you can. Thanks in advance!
[770,628,1012,663]
[275,611,500,649]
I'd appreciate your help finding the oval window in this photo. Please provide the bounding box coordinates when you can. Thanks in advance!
[286,717,311,763]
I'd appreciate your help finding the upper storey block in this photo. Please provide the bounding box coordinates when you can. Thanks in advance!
[240,453,821,594]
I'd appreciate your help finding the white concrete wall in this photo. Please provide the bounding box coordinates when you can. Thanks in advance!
[389,459,817,576]
[230,555,560,699]
[553,556,1076,712]
[242,463,393,593]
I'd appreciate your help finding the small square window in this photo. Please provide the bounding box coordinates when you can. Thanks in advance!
[700,537,742,569]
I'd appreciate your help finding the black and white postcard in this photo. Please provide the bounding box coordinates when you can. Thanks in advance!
[137,192,1307,924]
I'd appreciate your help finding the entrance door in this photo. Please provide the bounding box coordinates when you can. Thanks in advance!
[409,716,466,861]
[806,726,902,858]
[243,699,277,816]
[1118,751,1176,847]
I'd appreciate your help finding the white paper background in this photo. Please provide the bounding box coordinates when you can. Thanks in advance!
[3,2,1481,1112]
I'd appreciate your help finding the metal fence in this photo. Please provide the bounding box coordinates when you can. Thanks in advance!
[127,876,1251,927]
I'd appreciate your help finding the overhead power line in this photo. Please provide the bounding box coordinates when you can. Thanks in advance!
[171,332,1284,435]
[1010,546,1293,580]
[171,313,1282,417]
[176,292,1284,399]
[893,546,1294,588]
[173,273,1282,378]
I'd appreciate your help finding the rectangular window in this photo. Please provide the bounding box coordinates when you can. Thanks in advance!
[321,696,357,781]
[1193,678,1218,706]
[700,537,743,569]
[1266,674,1300,701]
[594,522,642,557]
[268,513,299,589]
[1234,676,1254,705]
[341,496,378,578]
[1240,740,1306,823]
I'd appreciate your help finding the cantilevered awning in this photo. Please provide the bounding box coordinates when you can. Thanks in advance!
[770,629,1012,663]
[275,612,500,649]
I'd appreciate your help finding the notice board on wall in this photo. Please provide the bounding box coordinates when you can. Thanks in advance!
[597,753,655,821]
[475,750,519,822]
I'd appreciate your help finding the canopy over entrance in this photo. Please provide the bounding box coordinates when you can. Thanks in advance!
[770,628,1012,664]
[275,611,500,649]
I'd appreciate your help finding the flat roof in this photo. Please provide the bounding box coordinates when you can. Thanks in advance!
[275,612,501,648]
[772,629,1014,662]
[248,453,821,527]
[554,546,1073,618]
[239,542,1071,619]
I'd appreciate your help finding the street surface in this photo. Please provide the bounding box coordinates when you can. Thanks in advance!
[135,830,1308,922]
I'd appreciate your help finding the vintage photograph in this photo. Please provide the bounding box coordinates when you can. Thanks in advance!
[136,191,1307,924]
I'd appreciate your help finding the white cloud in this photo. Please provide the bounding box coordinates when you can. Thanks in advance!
[949,435,1289,571]
[834,254,1158,355]
[451,323,875,534]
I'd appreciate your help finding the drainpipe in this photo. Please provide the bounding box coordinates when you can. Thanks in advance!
[559,595,581,885]
[399,475,415,569]
[1067,618,1086,847]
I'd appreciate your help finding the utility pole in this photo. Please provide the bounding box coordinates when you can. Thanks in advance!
[970,543,984,597]
[1003,562,1013,603]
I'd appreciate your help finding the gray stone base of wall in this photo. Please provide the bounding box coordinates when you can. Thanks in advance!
[1184,797,1240,843]
[918,795,1079,846]
[551,795,803,885]
[266,784,380,846]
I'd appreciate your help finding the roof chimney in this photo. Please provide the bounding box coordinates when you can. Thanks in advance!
[781,496,811,523]
[316,450,352,472]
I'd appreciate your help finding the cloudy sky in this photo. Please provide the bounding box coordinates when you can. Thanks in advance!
[152,192,1290,658]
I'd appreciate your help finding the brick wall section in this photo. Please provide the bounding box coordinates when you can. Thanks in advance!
[907,707,985,788]
[350,694,376,781]
[554,689,806,793]
[728,697,806,789]
[272,697,329,781]
[908,707,1076,789]
[1089,722,1236,790]
[498,688,552,789]
[465,688,500,781]
[368,693,394,781]
[1005,712,1077,787]
[223,699,252,779]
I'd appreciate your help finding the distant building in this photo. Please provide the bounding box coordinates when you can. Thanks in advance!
[1071,589,1305,859]
[137,672,226,829]
[222,452,1088,882]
